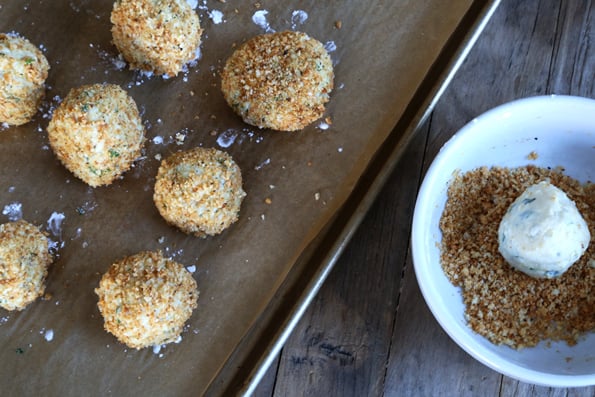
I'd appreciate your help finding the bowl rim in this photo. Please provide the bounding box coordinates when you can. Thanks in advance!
[411,94,595,387]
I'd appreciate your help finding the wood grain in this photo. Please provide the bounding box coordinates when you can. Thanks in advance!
[254,0,595,395]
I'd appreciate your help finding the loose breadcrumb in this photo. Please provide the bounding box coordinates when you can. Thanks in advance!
[0,33,50,126]
[221,31,334,131]
[95,251,198,349]
[153,147,246,237]
[440,165,594,349]
[0,220,52,311]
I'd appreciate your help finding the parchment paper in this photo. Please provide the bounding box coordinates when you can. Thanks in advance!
[1,1,473,395]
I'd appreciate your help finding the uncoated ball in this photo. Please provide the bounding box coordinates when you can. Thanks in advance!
[153,147,246,237]
[95,250,198,349]
[221,31,334,131]
[0,220,52,311]
[47,83,145,187]
[0,33,50,126]
[111,0,203,77]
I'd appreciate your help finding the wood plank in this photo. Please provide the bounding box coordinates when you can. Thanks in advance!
[267,118,427,396]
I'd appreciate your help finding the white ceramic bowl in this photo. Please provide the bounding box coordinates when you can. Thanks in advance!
[411,95,595,387]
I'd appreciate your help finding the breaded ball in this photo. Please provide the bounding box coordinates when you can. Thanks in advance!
[95,250,198,349]
[111,0,203,77]
[0,33,50,126]
[47,83,145,187]
[220,31,334,131]
[0,220,52,311]
[153,147,246,237]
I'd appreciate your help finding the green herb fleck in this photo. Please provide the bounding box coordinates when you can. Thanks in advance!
[24,57,34,65]
[15,347,25,354]
[108,149,120,158]
[81,104,90,112]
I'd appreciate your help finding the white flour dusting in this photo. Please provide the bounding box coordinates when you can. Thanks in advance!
[44,329,54,342]
[254,158,271,171]
[216,129,238,148]
[2,202,23,221]
[47,212,65,238]
[324,41,337,53]
[186,0,198,9]
[208,9,224,24]
[291,10,308,29]
[252,10,274,32]
[318,121,330,130]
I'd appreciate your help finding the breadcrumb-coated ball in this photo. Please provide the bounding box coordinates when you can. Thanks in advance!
[0,33,50,126]
[153,147,246,237]
[95,250,198,349]
[0,220,52,311]
[111,0,203,77]
[47,83,145,187]
[221,31,334,131]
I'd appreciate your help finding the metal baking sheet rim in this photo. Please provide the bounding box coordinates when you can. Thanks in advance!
[205,1,503,395]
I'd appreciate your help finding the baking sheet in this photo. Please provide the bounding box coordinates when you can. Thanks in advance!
[1,1,485,395]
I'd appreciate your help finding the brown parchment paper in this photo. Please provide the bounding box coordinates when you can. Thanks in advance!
[1,1,474,395]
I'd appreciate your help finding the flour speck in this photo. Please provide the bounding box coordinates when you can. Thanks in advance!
[291,10,308,29]
[2,202,22,221]
[252,10,274,32]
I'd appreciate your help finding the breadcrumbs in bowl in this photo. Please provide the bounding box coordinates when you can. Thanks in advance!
[412,95,595,387]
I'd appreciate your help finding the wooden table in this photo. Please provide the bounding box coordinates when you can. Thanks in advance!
[252,1,595,395]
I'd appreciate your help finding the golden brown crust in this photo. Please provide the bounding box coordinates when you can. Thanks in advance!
[111,0,202,77]
[47,83,145,187]
[440,165,594,348]
[0,220,52,311]
[95,250,198,349]
[221,31,334,131]
[153,147,246,237]
[0,33,50,125]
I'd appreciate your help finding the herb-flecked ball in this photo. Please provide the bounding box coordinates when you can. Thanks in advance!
[47,83,145,187]
[153,147,246,237]
[111,0,203,77]
[0,33,50,126]
[221,31,334,131]
[0,220,52,311]
[95,250,198,349]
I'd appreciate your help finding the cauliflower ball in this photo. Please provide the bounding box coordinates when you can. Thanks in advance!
[47,83,145,187]
[153,147,246,237]
[221,31,334,131]
[0,220,52,311]
[0,33,50,126]
[498,181,591,278]
[111,0,203,77]
[95,250,198,349]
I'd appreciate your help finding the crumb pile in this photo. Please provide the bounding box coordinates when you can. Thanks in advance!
[95,251,198,349]
[440,166,594,349]
[221,30,334,131]
[153,147,246,237]
[111,0,203,77]
[47,83,145,187]
[0,220,52,311]
[0,33,49,126]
